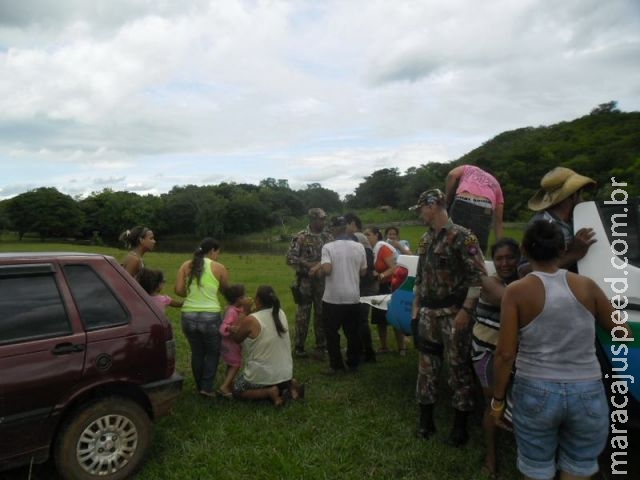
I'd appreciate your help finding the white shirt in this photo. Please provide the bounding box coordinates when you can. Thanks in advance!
[321,238,366,304]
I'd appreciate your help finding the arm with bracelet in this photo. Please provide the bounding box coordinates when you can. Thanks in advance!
[491,284,519,422]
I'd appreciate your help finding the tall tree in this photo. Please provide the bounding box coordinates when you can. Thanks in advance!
[590,101,619,115]
[349,168,403,208]
[296,184,342,212]
[7,187,85,240]
[79,189,160,242]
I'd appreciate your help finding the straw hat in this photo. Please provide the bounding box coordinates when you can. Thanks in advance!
[528,167,596,211]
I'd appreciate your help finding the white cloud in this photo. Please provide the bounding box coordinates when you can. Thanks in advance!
[0,0,638,200]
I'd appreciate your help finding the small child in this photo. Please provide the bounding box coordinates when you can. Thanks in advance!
[137,268,183,311]
[218,284,252,399]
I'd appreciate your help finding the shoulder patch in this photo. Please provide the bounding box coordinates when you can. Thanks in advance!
[464,233,480,256]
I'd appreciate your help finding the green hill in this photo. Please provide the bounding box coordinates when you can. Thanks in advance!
[454,107,640,220]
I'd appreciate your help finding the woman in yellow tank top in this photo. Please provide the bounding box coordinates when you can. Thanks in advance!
[175,238,230,398]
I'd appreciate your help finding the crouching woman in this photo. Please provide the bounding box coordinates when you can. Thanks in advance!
[231,285,304,406]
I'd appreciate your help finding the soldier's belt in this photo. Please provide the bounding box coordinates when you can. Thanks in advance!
[421,292,466,309]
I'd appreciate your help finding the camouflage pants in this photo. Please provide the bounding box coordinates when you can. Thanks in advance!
[415,307,475,411]
[293,275,325,352]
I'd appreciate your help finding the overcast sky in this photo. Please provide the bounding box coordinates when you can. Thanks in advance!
[1,0,638,200]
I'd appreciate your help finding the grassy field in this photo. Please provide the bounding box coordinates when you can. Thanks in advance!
[0,236,523,480]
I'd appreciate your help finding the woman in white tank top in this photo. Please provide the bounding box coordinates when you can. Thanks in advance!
[230,285,305,406]
[492,220,629,480]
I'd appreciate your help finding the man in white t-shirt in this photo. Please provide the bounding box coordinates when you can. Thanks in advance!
[310,216,367,374]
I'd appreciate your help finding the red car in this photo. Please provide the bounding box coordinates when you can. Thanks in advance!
[0,252,183,480]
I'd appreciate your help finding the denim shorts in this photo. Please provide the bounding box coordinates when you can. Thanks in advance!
[512,376,608,479]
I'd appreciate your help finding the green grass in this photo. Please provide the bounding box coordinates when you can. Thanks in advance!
[0,240,520,480]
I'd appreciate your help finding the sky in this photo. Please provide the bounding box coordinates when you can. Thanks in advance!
[1,0,639,201]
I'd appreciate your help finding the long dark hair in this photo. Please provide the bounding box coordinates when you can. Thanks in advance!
[137,268,164,295]
[522,220,564,262]
[223,284,246,305]
[255,285,287,337]
[188,238,221,290]
[118,225,150,249]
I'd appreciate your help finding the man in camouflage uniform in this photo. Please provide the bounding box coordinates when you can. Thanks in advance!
[410,189,487,447]
[286,208,333,358]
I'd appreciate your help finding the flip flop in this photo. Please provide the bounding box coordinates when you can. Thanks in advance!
[216,389,234,400]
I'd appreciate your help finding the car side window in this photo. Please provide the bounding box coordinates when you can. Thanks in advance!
[599,198,639,268]
[64,264,130,330]
[0,271,71,345]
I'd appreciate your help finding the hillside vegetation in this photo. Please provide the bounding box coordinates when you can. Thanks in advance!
[455,106,639,220]
[1,105,637,243]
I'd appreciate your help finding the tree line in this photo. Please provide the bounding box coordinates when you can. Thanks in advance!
[1,104,637,243]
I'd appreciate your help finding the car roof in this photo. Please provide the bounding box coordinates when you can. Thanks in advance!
[0,252,109,260]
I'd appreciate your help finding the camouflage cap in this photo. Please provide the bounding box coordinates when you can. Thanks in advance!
[308,207,327,220]
[409,188,446,210]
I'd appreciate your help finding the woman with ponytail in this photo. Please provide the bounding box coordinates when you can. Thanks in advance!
[230,285,304,406]
[175,238,230,398]
[119,225,155,278]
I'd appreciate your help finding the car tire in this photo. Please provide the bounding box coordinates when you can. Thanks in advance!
[54,396,152,480]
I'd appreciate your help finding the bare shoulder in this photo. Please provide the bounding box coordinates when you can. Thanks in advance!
[566,270,597,289]
[212,261,229,276]
[244,314,261,337]
[505,275,537,296]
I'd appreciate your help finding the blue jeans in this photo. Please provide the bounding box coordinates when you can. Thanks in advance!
[181,312,222,393]
[512,376,608,479]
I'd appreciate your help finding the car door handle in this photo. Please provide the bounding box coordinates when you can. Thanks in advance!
[52,343,85,355]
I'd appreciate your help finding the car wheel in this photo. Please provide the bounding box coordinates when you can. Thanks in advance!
[54,397,152,480]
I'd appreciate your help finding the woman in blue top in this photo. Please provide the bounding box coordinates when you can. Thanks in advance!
[176,238,230,398]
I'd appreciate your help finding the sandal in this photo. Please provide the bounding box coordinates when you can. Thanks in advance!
[216,389,234,400]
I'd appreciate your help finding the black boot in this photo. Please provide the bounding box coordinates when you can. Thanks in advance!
[417,403,436,439]
[447,409,469,447]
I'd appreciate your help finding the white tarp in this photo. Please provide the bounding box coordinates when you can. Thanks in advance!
[359,294,391,310]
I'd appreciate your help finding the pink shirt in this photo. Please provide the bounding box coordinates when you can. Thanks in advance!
[152,294,173,311]
[456,165,504,207]
[219,305,243,367]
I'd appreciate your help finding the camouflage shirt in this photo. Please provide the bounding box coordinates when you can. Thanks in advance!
[415,219,486,306]
[286,226,333,276]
